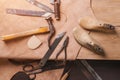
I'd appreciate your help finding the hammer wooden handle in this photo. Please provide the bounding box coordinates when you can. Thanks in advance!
[1,27,49,41]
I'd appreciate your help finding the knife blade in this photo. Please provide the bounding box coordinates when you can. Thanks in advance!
[26,0,53,13]
[39,32,66,68]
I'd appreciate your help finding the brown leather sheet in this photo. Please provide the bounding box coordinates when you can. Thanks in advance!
[0,0,120,60]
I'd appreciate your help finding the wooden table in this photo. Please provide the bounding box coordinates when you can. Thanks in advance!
[0,0,120,60]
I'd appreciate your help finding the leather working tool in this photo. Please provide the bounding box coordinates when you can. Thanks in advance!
[45,17,55,48]
[6,1,56,48]
[50,0,61,20]
[1,27,49,41]
[26,0,53,13]
[6,9,52,17]
[55,36,69,64]
[6,0,53,17]
[39,32,66,68]
[16,32,66,80]
[54,0,61,20]
[10,61,65,80]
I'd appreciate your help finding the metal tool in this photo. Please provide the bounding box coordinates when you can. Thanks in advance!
[20,32,66,79]
[54,0,61,20]
[11,60,65,80]
[55,36,69,64]
[39,32,66,68]
[50,0,61,20]
[6,9,52,17]
[26,0,53,13]
[45,17,55,48]
[1,27,49,41]
[81,60,102,80]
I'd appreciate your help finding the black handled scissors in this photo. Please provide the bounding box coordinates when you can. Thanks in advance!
[22,60,65,80]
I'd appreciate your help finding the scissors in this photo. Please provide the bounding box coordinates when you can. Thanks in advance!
[22,60,65,80]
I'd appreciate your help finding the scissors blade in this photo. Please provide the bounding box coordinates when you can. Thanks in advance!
[39,32,66,68]
[26,0,53,13]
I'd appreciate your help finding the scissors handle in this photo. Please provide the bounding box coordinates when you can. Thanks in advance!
[23,64,34,72]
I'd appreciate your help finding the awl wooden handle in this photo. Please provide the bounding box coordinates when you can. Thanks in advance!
[1,27,49,41]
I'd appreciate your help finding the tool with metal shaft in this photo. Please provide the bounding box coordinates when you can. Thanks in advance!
[45,17,55,48]
[39,32,66,68]
[54,0,61,20]
[6,9,47,17]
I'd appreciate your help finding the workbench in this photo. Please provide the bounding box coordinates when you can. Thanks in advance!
[0,0,120,80]
[0,0,120,60]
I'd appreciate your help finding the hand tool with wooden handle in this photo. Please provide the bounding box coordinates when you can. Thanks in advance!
[1,27,49,41]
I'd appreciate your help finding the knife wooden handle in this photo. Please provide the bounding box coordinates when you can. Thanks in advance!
[1,27,49,41]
